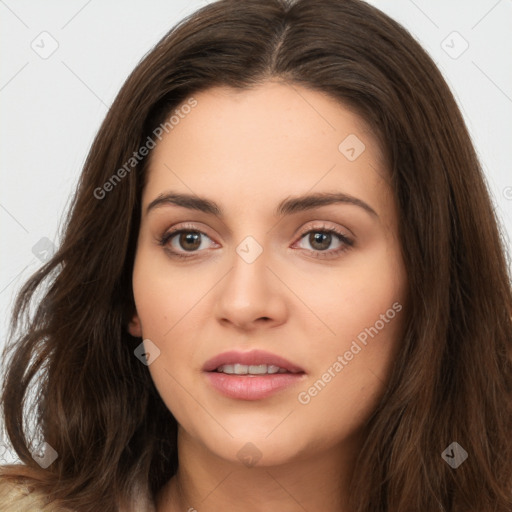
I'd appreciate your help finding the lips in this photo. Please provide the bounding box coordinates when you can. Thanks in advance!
[202,349,305,374]
[202,349,306,400]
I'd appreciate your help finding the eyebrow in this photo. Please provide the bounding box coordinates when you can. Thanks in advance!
[146,191,378,218]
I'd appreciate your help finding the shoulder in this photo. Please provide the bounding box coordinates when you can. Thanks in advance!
[0,477,43,511]
[0,465,156,512]
[0,467,70,512]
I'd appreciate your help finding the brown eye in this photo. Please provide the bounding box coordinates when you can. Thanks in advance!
[158,226,217,260]
[308,232,333,251]
[294,227,354,260]
[177,232,202,251]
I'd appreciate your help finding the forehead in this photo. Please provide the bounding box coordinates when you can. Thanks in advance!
[143,81,390,218]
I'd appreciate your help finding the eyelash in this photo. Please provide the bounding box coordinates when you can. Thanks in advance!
[157,223,354,260]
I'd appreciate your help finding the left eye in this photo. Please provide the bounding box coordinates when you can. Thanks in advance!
[296,230,348,252]
[292,228,354,259]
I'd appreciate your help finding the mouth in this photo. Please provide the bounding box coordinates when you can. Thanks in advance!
[214,363,295,375]
[202,349,306,400]
[202,349,305,374]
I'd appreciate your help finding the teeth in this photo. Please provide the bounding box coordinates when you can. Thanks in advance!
[234,363,248,374]
[216,364,288,375]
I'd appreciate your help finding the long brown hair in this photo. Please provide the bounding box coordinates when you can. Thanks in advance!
[1,0,511,510]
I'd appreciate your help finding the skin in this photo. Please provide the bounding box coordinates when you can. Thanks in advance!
[128,81,408,512]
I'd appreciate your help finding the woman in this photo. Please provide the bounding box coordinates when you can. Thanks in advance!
[1,0,511,510]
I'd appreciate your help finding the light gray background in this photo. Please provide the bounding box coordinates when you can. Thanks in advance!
[1,0,511,354]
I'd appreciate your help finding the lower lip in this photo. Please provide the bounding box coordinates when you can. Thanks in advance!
[204,371,305,400]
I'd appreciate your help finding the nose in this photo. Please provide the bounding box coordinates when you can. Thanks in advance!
[213,243,288,331]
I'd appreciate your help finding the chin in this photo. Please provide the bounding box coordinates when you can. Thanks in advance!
[196,426,311,468]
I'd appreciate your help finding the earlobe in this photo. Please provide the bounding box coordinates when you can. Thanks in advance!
[128,313,143,338]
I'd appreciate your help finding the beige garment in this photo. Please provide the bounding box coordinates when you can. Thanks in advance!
[0,475,157,512]
[0,477,67,512]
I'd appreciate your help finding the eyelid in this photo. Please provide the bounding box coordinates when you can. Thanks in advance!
[158,222,217,248]
[291,223,354,259]
[158,220,354,259]
[295,221,353,240]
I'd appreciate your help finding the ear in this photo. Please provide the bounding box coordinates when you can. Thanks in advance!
[128,312,143,338]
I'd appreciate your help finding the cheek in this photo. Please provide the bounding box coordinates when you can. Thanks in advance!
[131,250,206,339]
[294,300,405,445]
[131,252,210,421]
[295,245,406,412]
[303,244,406,354]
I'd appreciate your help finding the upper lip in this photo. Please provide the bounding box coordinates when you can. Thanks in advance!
[202,349,305,373]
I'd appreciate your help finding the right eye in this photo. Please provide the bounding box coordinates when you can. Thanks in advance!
[158,225,218,259]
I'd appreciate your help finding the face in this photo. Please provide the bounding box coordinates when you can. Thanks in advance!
[129,81,407,467]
